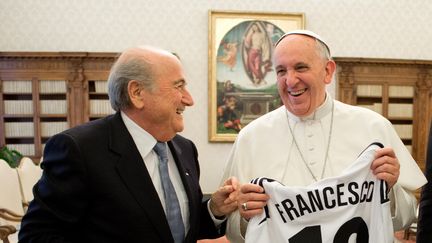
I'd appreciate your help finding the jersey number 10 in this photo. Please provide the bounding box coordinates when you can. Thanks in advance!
[289,217,368,243]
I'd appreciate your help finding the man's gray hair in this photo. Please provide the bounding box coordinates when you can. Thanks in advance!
[107,55,155,111]
[275,29,332,61]
[315,38,332,61]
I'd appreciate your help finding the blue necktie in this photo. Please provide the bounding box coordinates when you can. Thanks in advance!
[153,142,185,243]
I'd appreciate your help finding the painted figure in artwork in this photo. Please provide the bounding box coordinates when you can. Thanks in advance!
[217,95,242,132]
[243,22,272,86]
[218,42,238,71]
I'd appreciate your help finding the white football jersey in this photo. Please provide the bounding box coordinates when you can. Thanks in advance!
[245,142,393,243]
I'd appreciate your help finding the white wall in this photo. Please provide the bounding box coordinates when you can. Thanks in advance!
[1,0,432,193]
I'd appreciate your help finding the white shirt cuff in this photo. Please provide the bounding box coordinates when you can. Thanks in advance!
[207,199,226,226]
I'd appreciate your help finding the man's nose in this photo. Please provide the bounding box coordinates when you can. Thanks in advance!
[182,89,194,106]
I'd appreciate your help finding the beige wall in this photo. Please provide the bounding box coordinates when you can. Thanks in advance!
[1,0,432,193]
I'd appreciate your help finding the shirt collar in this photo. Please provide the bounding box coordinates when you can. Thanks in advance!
[286,93,333,122]
[121,111,157,156]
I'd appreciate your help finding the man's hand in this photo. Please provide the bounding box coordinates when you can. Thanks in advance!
[371,147,400,189]
[210,177,240,217]
[238,183,269,221]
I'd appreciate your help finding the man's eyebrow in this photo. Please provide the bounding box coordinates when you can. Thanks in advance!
[294,62,309,67]
[275,65,285,70]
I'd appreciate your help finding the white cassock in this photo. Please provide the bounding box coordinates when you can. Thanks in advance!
[221,94,427,243]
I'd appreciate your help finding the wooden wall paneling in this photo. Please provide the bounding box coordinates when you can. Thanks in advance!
[335,57,432,175]
[0,52,117,161]
[32,77,41,158]
[415,67,432,172]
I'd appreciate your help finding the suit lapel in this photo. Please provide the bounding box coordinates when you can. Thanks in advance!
[108,113,173,242]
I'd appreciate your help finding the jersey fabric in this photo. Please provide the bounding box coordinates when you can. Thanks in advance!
[245,142,393,243]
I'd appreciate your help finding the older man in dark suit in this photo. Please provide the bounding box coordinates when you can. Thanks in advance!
[18,46,238,243]
[418,121,432,242]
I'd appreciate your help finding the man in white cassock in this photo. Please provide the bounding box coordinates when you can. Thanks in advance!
[221,30,427,243]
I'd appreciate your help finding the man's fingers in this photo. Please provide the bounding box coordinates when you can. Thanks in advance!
[240,183,264,194]
[375,147,396,159]
[227,176,240,190]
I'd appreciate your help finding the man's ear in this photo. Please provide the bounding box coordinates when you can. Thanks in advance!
[324,60,336,84]
[128,80,145,109]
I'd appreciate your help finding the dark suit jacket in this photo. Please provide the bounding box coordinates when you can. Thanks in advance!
[418,121,432,242]
[19,112,224,243]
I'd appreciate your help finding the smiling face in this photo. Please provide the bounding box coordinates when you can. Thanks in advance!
[147,58,193,136]
[273,34,335,117]
[127,48,194,141]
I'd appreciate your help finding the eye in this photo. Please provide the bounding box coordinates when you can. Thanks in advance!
[295,64,308,72]
[276,69,286,77]
[174,82,186,90]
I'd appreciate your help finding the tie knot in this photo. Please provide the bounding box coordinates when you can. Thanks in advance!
[154,142,168,160]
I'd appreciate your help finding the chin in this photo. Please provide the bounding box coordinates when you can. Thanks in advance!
[174,125,184,133]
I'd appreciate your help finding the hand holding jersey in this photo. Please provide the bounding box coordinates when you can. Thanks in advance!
[371,147,400,189]
[238,183,269,221]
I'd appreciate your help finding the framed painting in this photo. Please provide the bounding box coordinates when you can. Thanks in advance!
[208,10,305,142]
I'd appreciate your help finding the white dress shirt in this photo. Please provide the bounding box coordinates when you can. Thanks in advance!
[121,112,190,233]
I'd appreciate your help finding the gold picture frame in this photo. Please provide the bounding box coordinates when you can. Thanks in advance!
[208,10,305,142]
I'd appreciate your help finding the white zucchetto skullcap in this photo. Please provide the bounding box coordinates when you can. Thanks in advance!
[275,29,331,56]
